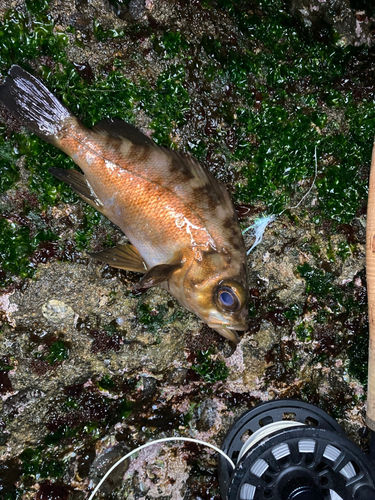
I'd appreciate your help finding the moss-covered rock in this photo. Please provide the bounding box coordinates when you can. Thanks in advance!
[0,0,372,498]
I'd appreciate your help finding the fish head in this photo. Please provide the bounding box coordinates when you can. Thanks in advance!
[177,250,249,343]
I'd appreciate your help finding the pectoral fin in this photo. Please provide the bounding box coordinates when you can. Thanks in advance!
[133,262,183,289]
[50,167,108,216]
[88,244,147,272]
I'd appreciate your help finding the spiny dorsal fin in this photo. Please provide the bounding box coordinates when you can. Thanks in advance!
[49,167,107,216]
[92,118,155,146]
[88,244,147,273]
[133,262,183,289]
[159,148,235,215]
[92,118,235,219]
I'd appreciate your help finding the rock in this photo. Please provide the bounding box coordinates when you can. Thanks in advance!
[197,399,218,432]
[128,0,146,20]
[89,441,130,496]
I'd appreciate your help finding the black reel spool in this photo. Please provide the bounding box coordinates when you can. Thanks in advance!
[218,400,375,500]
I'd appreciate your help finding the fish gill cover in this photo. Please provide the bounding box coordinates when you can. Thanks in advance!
[0,0,373,498]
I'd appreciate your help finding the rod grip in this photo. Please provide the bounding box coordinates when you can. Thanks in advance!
[366,139,375,431]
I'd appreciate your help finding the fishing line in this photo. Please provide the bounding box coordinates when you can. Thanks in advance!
[87,424,306,499]
[243,146,318,255]
[87,436,235,500]
[237,420,305,461]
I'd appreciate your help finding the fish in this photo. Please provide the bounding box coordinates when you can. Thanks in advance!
[0,65,249,343]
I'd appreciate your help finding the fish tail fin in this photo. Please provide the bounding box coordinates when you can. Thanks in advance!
[0,65,71,143]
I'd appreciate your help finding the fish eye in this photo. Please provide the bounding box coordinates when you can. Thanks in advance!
[214,281,244,312]
[220,290,235,307]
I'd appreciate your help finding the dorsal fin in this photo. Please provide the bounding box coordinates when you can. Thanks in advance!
[93,118,236,225]
[160,148,235,215]
[92,118,155,146]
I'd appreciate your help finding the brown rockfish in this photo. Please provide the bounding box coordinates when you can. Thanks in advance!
[0,65,248,342]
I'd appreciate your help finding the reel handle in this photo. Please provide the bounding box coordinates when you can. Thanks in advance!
[366,138,375,431]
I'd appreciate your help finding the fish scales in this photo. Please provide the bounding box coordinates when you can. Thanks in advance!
[58,119,227,266]
[0,65,249,343]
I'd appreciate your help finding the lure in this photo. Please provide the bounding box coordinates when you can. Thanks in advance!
[243,215,276,255]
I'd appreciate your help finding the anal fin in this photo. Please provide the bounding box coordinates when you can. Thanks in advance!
[88,244,147,273]
[50,167,107,216]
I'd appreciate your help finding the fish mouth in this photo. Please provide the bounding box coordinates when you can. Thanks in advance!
[208,324,246,344]
[207,311,248,343]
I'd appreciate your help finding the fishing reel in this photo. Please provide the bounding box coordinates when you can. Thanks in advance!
[218,400,375,500]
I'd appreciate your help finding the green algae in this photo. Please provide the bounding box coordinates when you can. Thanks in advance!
[0,134,20,192]
[198,1,372,223]
[183,402,197,426]
[192,349,229,383]
[0,358,13,370]
[0,218,57,286]
[32,338,69,367]
[297,262,335,297]
[74,205,103,251]
[44,424,78,446]
[98,374,115,391]
[0,220,35,282]
[336,240,354,262]
[137,302,169,334]
[284,303,303,322]
[25,0,50,14]
[45,339,69,365]
[0,9,68,71]
[118,398,133,420]
[20,446,65,479]
[138,64,190,146]
[44,421,100,447]
[18,136,78,207]
[153,31,189,59]
[0,158,19,193]
[295,322,314,342]
[93,18,125,42]
[137,299,184,334]
[65,395,79,409]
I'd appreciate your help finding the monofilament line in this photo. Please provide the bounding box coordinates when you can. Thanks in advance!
[244,146,318,254]
[87,437,235,500]
[279,145,318,216]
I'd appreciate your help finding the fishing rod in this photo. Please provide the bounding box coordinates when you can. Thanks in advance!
[365,136,375,469]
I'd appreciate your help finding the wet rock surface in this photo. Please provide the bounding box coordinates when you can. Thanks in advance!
[0,0,373,498]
